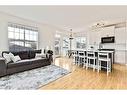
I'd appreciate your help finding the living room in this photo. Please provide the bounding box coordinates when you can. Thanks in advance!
[0,1,127,95]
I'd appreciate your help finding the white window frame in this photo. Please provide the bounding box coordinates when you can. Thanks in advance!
[8,22,38,51]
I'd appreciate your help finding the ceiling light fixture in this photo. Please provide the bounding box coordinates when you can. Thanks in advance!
[69,29,74,40]
[90,21,107,31]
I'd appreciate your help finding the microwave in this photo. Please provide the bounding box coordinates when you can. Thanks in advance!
[101,36,115,43]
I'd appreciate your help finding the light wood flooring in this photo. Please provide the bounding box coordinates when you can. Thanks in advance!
[40,57,127,89]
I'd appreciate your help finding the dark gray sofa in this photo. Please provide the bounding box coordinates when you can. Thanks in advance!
[0,50,53,77]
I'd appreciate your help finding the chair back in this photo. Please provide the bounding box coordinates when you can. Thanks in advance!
[78,51,85,57]
[98,52,109,60]
[87,51,96,58]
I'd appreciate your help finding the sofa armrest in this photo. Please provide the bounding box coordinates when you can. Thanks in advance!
[46,50,53,63]
[0,57,6,77]
[46,54,53,63]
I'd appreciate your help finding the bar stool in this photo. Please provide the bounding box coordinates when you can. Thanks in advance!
[72,51,77,64]
[78,51,85,66]
[86,51,97,71]
[98,52,111,76]
[71,50,75,63]
[83,50,87,68]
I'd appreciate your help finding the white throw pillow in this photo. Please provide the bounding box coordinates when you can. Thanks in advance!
[3,53,11,64]
[9,52,15,59]
[11,55,21,63]
[0,51,2,57]
[35,53,46,58]
[41,48,45,55]
[9,53,21,63]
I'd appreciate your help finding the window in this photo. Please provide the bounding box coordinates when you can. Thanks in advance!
[75,37,86,49]
[62,37,69,56]
[55,33,61,56]
[8,23,38,51]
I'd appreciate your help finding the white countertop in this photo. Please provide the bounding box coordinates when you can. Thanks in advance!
[97,50,114,53]
[71,49,114,53]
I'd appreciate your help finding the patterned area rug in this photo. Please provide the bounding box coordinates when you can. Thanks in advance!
[0,65,70,90]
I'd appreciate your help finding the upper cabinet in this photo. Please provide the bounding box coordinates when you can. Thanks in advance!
[100,26,115,37]
[89,26,114,45]
[89,30,101,45]
[115,27,126,44]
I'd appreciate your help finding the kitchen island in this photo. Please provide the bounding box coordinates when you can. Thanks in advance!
[71,49,115,71]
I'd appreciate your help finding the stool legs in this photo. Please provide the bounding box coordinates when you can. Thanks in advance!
[86,58,89,70]
[93,59,95,71]
[83,57,87,68]
[98,60,111,76]
[98,60,100,73]
[107,61,111,76]
[107,61,108,76]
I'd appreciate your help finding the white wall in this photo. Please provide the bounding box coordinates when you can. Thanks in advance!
[0,12,67,57]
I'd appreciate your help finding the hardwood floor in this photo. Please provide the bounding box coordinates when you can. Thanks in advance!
[40,57,127,89]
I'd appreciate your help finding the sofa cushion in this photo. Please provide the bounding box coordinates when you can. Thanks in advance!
[2,50,43,60]
[29,57,48,64]
[34,49,42,54]
[2,51,29,60]
[28,50,36,59]
[7,59,31,68]
[29,57,46,62]
[35,54,46,58]
[29,57,45,61]
[13,51,29,60]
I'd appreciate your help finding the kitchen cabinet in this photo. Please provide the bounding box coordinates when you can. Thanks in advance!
[101,26,114,37]
[89,26,114,45]
[115,27,126,44]
[88,25,127,64]
[114,27,126,64]
[115,51,126,64]
[89,30,101,45]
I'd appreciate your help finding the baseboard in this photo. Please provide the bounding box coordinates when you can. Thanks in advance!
[114,62,127,66]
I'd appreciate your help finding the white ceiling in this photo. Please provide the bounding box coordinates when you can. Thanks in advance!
[0,6,127,32]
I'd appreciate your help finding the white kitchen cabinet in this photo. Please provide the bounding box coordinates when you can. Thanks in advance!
[89,26,114,45]
[89,31,95,45]
[88,25,127,64]
[115,27,126,44]
[115,51,126,64]
[89,30,101,45]
[114,27,126,64]
[101,26,114,37]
